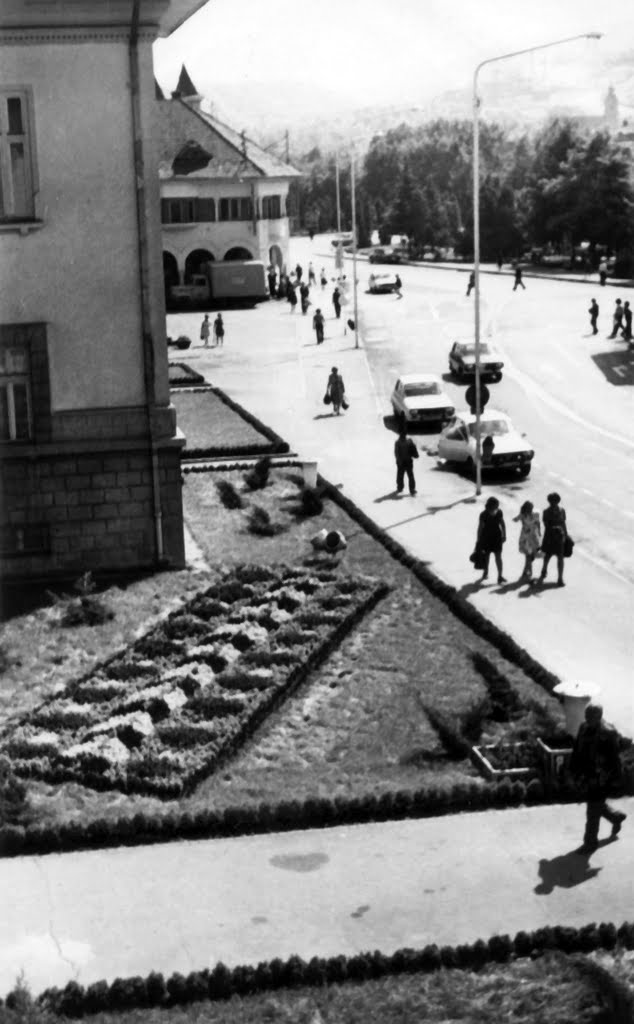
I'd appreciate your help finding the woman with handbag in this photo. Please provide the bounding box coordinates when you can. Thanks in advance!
[512,500,542,583]
[326,367,345,415]
[539,492,568,587]
[476,496,507,584]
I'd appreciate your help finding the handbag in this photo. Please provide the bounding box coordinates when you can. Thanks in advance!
[341,398,349,410]
[469,547,487,570]
[323,392,332,405]
[563,535,574,558]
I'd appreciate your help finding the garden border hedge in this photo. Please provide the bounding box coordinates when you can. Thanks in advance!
[167,362,205,388]
[29,921,634,1017]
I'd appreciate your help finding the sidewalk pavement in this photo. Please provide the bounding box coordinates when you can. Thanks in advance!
[196,298,634,741]
[2,800,633,994]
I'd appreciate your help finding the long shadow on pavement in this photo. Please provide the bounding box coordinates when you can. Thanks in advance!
[534,839,615,894]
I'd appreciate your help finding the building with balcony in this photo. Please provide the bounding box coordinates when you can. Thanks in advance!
[155,66,300,293]
[0,0,204,587]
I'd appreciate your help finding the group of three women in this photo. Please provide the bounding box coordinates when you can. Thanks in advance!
[476,492,569,586]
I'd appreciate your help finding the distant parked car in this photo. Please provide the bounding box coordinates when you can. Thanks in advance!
[369,247,402,265]
[448,340,504,382]
[390,374,455,429]
[331,233,354,250]
[368,272,399,294]
[438,410,534,477]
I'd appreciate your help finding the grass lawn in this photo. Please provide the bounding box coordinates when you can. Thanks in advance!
[54,952,633,1024]
[0,465,567,829]
[171,391,274,453]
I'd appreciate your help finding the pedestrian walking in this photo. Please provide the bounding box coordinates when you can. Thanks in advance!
[308,262,316,287]
[300,282,310,315]
[287,278,297,312]
[512,500,541,582]
[539,492,567,586]
[512,265,525,291]
[608,299,623,339]
[394,274,403,299]
[213,313,225,346]
[295,263,303,282]
[267,266,277,299]
[598,258,608,287]
[570,702,626,853]
[394,427,418,496]
[475,496,507,583]
[466,271,475,297]
[200,313,211,347]
[312,308,325,345]
[621,300,632,341]
[588,299,599,336]
[326,366,345,415]
[332,286,341,319]
[320,268,328,290]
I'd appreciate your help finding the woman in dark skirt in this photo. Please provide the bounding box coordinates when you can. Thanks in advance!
[540,492,567,586]
[476,496,507,584]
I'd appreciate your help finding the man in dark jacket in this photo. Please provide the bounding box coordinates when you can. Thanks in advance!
[570,703,626,852]
[621,300,632,341]
[609,299,623,338]
[588,298,599,335]
[394,428,419,496]
[332,286,341,320]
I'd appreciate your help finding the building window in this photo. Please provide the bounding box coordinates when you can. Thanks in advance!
[0,343,31,441]
[262,195,282,219]
[0,90,36,221]
[161,197,215,223]
[219,197,253,221]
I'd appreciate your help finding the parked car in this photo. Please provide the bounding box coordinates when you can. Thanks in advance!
[369,247,402,265]
[448,340,504,382]
[368,272,399,294]
[331,233,354,250]
[390,374,455,429]
[438,410,534,477]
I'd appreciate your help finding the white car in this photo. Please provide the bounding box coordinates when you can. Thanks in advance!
[438,410,534,477]
[368,272,399,294]
[390,374,455,429]
[448,340,504,382]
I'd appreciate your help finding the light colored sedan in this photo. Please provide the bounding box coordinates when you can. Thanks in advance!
[438,409,534,477]
[390,374,455,429]
[368,272,399,294]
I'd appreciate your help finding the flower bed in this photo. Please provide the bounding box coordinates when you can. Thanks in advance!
[471,742,537,782]
[2,565,385,797]
[168,362,205,388]
[172,388,289,458]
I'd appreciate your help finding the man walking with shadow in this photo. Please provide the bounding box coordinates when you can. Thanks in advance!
[621,300,632,342]
[570,702,626,854]
[394,427,418,496]
[609,299,623,339]
[588,298,599,336]
[513,264,526,291]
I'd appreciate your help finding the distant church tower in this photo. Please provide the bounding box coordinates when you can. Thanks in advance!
[604,85,619,132]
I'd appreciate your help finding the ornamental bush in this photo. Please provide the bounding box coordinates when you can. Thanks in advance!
[215,478,244,510]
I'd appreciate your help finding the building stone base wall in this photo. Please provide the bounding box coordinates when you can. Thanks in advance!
[0,442,185,581]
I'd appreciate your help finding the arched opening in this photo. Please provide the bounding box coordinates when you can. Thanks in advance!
[163,251,179,299]
[224,246,253,261]
[184,248,214,281]
[269,244,283,269]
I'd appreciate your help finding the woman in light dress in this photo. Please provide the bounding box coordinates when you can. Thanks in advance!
[513,500,542,582]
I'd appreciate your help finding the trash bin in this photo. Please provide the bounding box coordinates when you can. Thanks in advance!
[302,461,318,489]
[553,681,601,737]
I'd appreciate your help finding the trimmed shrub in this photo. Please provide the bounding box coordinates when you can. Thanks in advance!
[299,487,324,516]
[487,933,513,962]
[208,963,233,1001]
[325,955,348,984]
[57,980,85,1018]
[215,478,244,510]
[247,505,284,537]
[145,971,167,1007]
[166,973,188,1005]
[244,456,272,490]
[83,980,110,1014]
[418,944,442,971]
[305,956,328,986]
[471,651,522,721]
[424,706,471,760]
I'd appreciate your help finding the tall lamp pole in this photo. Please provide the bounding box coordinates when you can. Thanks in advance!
[351,148,359,350]
[472,32,601,494]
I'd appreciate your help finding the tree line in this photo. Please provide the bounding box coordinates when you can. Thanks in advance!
[290,118,634,271]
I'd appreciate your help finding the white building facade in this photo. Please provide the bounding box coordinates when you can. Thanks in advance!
[156,69,300,291]
[0,0,201,582]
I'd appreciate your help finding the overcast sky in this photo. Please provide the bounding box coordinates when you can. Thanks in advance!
[154,1,634,116]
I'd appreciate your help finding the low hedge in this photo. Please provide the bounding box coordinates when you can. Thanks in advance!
[202,385,290,456]
[319,475,560,696]
[0,773,592,859]
[33,921,634,1016]
[168,362,206,388]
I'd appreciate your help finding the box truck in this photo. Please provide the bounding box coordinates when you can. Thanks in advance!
[168,260,269,309]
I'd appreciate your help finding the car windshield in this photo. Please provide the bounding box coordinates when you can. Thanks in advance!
[460,343,491,356]
[468,419,510,437]
[404,383,441,397]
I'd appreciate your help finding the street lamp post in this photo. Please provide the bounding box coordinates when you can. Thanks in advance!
[351,148,359,350]
[472,32,602,495]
